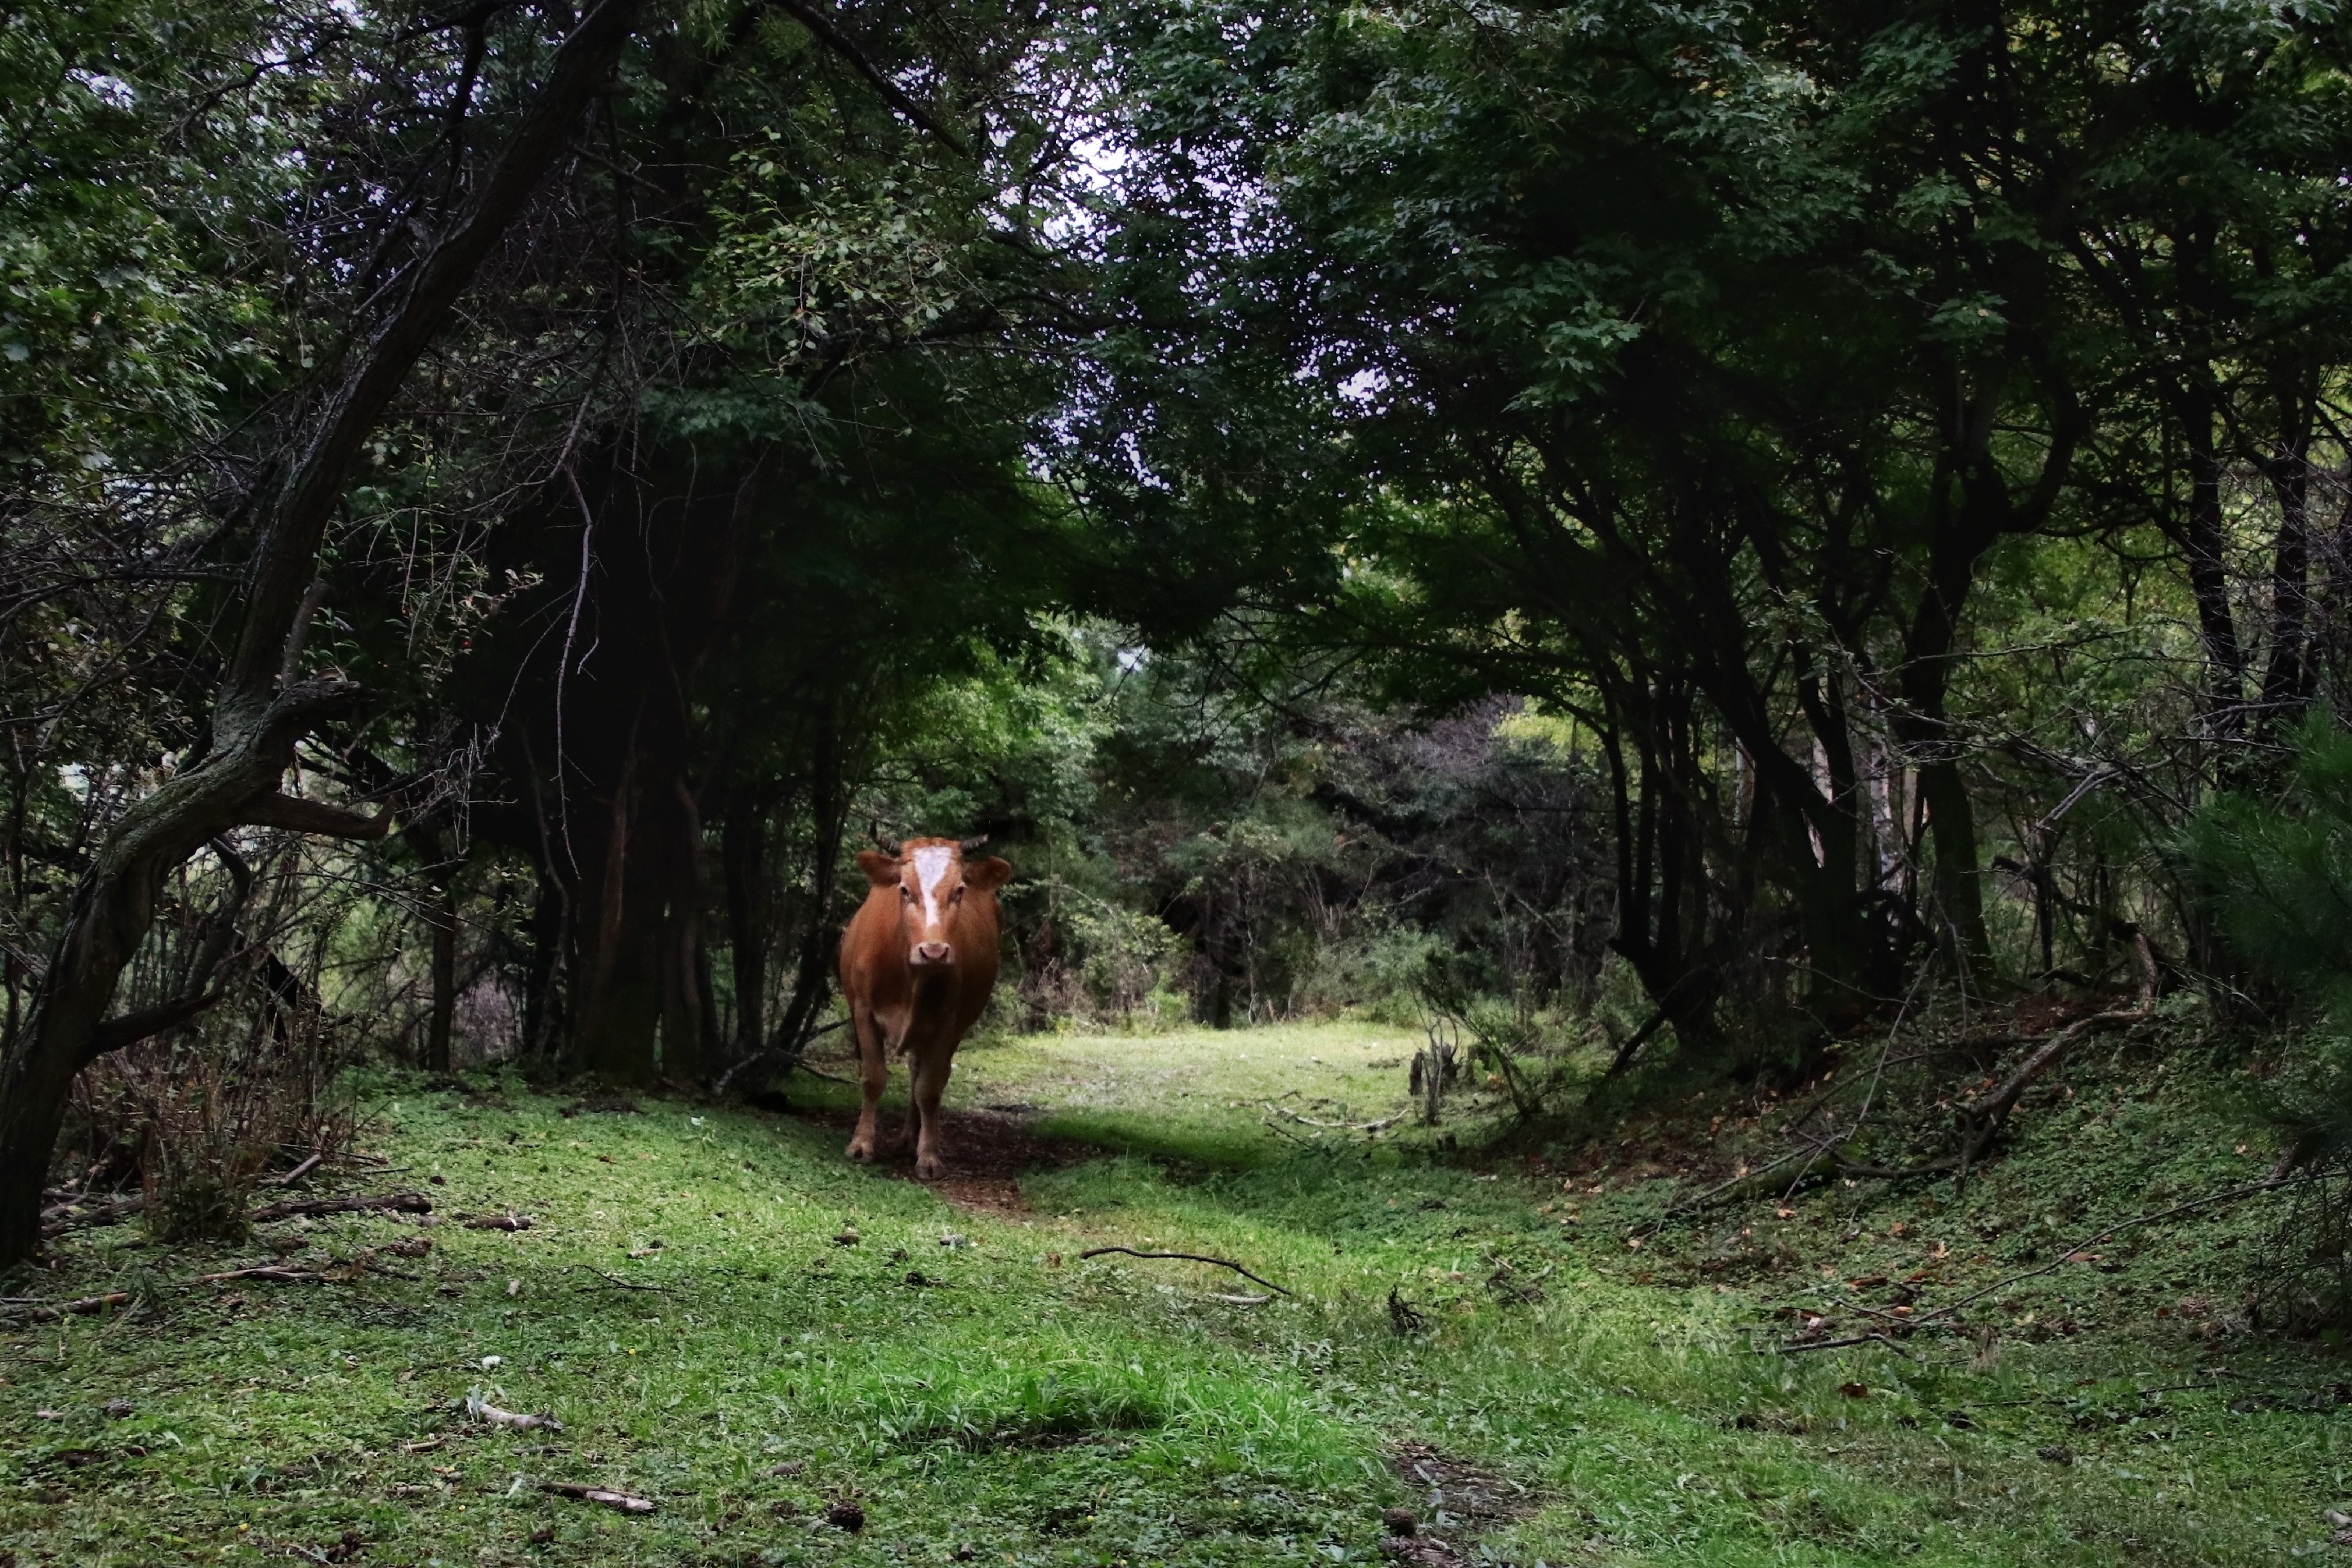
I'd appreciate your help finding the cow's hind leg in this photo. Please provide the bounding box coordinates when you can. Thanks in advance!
[910,1049,954,1182]
[845,1004,887,1163]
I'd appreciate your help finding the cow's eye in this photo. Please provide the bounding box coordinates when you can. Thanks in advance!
[900,886,915,902]
[949,887,964,903]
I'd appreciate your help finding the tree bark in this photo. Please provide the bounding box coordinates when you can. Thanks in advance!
[0,0,646,1267]
[426,878,458,1074]
[2258,399,2314,736]
[722,785,772,1062]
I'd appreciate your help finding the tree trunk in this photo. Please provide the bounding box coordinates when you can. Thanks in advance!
[722,786,772,1062]
[1914,759,1987,982]
[0,0,645,1267]
[425,879,457,1074]
[2172,381,2247,744]
[767,706,849,1059]
[2260,400,2315,737]
[540,453,752,1083]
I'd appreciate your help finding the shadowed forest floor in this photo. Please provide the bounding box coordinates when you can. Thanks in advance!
[3,1021,2349,1566]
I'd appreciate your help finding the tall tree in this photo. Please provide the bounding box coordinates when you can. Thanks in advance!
[0,0,648,1266]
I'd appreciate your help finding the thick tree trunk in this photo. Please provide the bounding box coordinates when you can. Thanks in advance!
[0,0,644,1267]
[1913,758,1986,981]
[541,453,752,1082]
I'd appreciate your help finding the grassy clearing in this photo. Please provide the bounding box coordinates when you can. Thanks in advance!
[2,1021,2349,1566]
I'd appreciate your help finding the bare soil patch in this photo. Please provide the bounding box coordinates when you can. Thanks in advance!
[1389,1441,1543,1530]
[763,1101,1100,1211]
[1379,1441,1546,1563]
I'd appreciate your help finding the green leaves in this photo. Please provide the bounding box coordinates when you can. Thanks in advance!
[2185,719,2352,1019]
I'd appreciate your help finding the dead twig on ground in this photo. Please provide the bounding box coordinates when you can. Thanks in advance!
[38,1193,145,1237]
[467,1394,562,1431]
[1913,1170,2331,1324]
[1263,1103,1403,1133]
[1950,932,2158,1181]
[1079,1245,1293,1297]
[267,1152,323,1187]
[541,1480,654,1512]
[0,1291,132,1322]
[1686,947,2158,1217]
[569,1264,668,1294]
[1771,1331,1913,1357]
[198,1264,324,1284]
[247,1191,431,1224]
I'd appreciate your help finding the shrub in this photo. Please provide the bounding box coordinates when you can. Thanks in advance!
[66,963,359,1244]
[2184,720,2352,1329]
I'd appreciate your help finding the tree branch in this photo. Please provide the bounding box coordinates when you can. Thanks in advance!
[764,0,969,154]
[219,0,650,725]
[238,793,394,840]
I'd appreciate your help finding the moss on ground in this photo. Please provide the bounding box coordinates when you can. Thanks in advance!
[2,1020,2347,1565]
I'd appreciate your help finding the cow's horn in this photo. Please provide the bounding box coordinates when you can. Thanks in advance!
[958,834,989,852]
[871,830,902,856]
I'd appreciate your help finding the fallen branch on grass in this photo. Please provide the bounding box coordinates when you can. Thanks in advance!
[38,1194,145,1238]
[541,1481,653,1512]
[267,1152,323,1187]
[1258,1117,1323,1148]
[463,1212,532,1232]
[1681,943,2162,1214]
[1262,1103,1404,1134]
[1079,1246,1293,1297]
[467,1394,562,1431]
[1771,1331,1913,1358]
[43,1186,430,1240]
[1663,1141,1834,1221]
[713,1019,853,1092]
[569,1265,669,1294]
[198,1265,324,1285]
[1949,942,2157,1179]
[247,1191,432,1224]
[0,1291,132,1322]
[1911,1170,2332,1324]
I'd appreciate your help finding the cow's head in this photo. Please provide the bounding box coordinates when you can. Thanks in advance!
[858,837,1012,969]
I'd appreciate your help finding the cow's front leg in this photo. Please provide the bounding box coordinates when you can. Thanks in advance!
[909,1049,954,1181]
[845,1004,887,1163]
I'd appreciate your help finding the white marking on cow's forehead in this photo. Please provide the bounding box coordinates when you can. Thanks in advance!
[911,846,954,929]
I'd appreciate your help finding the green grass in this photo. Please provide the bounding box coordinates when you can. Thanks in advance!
[3,1021,2350,1565]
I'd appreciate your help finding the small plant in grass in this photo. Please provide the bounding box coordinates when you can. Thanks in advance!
[69,967,359,1244]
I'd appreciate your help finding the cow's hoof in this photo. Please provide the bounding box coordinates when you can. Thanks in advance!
[914,1156,945,1182]
[845,1138,875,1163]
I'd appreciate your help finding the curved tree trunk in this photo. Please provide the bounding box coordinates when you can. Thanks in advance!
[0,0,645,1267]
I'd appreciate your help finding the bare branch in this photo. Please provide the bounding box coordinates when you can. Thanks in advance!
[764,0,969,155]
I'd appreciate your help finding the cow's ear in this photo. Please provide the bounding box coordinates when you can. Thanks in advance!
[856,850,901,887]
[963,856,1013,892]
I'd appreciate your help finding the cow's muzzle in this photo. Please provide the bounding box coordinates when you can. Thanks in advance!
[913,941,953,965]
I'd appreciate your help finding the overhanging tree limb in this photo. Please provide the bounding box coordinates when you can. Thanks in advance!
[764,0,968,155]
[0,0,649,1269]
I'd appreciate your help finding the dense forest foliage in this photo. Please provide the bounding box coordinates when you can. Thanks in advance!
[8,0,2352,1270]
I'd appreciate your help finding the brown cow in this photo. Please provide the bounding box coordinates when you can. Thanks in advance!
[838,836,1012,1178]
